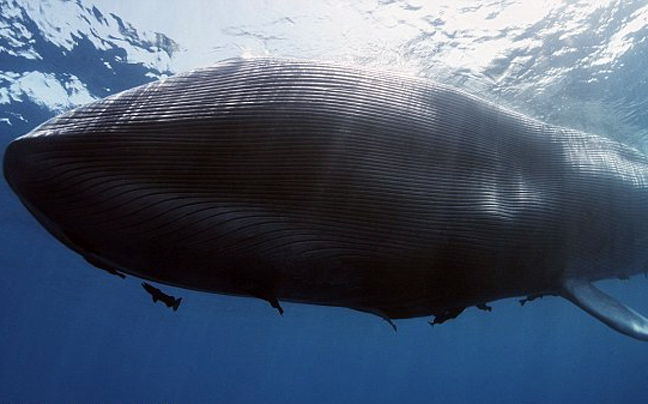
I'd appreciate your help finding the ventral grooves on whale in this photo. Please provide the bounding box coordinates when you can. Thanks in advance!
[4,58,648,341]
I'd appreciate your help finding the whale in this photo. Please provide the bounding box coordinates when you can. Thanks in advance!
[4,58,648,340]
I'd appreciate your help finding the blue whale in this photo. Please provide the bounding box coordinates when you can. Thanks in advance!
[4,58,648,340]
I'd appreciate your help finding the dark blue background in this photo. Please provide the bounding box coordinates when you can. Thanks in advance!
[2,1,648,403]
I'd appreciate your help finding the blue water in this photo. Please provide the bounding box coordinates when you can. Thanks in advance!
[2,1,648,403]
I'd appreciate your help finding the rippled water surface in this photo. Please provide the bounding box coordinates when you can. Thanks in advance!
[94,0,648,145]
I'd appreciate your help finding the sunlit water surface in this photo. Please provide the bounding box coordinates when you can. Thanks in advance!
[2,1,648,403]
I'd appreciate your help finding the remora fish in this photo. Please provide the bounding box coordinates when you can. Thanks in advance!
[142,282,182,311]
[4,58,648,340]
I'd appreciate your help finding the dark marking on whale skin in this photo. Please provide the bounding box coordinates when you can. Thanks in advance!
[4,58,648,340]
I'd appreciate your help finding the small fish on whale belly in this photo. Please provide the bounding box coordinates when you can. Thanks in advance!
[142,282,182,311]
[4,58,648,340]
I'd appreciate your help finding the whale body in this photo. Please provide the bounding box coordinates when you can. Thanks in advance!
[4,58,648,339]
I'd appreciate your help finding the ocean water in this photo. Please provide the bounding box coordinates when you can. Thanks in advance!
[2,1,648,403]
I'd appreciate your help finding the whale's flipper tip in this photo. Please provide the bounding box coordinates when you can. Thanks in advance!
[562,278,648,341]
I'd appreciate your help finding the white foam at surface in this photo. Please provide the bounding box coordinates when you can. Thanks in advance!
[0,88,10,104]
[0,0,181,129]
[3,71,96,113]
[592,4,648,67]
[0,3,41,60]
[13,0,175,72]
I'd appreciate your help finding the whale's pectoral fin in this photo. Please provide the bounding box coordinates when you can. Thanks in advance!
[561,279,648,341]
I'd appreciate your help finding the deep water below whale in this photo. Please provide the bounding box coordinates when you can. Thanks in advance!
[2,1,648,403]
